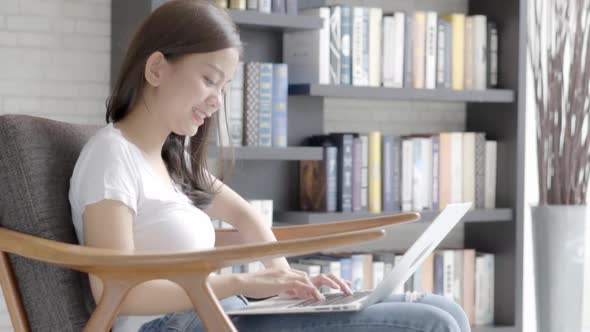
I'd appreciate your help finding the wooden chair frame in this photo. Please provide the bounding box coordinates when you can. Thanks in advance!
[0,212,419,332]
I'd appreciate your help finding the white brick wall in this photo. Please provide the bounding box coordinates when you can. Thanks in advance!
[0,1,111,329]
[0,0,111,125]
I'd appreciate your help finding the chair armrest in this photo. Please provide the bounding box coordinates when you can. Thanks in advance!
[0,227,385,276]
[215,211,420,247]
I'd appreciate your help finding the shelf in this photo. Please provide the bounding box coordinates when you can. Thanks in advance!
[227,9,323,31]
[289,84,515,103]
[274,208,513,225]
[207,146,323,160]
[472,326,518,332]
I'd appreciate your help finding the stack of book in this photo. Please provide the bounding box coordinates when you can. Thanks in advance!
[216,62,288,148]
[284,5,498,90]
[299,132,497,213]
[212,0,299,15]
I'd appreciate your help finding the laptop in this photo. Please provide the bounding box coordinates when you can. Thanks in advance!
[227,202,472,315]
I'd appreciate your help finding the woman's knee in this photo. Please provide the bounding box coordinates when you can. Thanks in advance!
[417,294,471,332]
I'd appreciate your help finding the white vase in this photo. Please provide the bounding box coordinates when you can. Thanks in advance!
[531,205,590,332]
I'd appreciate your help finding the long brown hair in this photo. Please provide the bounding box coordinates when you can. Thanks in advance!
[106,0,242,208]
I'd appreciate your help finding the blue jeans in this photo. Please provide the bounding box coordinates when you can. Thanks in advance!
[138,293,470,332]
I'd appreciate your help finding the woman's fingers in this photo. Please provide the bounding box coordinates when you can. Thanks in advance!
[311,273,354,295]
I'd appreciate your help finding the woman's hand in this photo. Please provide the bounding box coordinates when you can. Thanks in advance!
[234,267,325,300]
[284,270,354,298]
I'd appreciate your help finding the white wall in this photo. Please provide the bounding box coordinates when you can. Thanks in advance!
[0,0,111,330]
[0,0,111,125]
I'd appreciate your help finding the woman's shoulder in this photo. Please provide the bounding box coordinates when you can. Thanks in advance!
[81,123,135,161]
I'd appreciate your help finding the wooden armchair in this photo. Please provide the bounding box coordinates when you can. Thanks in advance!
[0,114,420,332]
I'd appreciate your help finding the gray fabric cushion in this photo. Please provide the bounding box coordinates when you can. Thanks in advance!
[0,114,101,331]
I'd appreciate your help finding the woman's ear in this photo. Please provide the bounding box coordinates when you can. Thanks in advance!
[144,51,167,87]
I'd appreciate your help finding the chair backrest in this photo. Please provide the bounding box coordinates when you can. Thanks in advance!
[0,114,100,331]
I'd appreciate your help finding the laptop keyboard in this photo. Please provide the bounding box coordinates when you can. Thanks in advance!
[290,291,372,308]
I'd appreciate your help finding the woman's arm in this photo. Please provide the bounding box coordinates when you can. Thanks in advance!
[203,172,290,270]
[83,199,244,315]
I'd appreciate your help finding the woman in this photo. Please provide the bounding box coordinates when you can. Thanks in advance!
[68,1,471,331]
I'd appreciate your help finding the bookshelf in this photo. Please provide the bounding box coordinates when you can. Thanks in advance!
[112,1,526,331]
[275,208,513,224]
[289,84,515,103]
[227,8,323,30]
[207,146,323,160]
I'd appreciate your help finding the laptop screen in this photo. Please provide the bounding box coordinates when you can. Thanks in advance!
[364,202,472,306]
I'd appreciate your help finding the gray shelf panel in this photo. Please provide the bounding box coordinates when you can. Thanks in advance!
[289,84,515,103]
[227,9,323,30]
[472,326,518,332]
[274,208,513,225]
[207,146,323,160]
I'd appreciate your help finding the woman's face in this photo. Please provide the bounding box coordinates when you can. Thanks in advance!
[149,47,240,137]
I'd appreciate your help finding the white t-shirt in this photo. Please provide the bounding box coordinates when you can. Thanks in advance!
[69,122,216,332]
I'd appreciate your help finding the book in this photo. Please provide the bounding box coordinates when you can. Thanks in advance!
[444,13,466,90]
[230,0,246,9]
[329,6,342,85]
[352,136,362,211]
[299,136,337,212]
[462,249,476,325]
[272,63,288,147]
[368,7,383,87]
[487,21,498,88]
[330,133,354,212]
[352,7,368,86]
[413,11,426,89]
[368,131,382,213]
[392,12,406,88]
[424,11,438,89]
[472,15,488,90]
[258,63,273,147]
[340,4,352,84]
[484,141,497,208]
[404,13,414,88]
[475,253,495,325]
[360,134,369,211]
[463,132,476,209]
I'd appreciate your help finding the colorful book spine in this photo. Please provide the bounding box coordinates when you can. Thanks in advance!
[352,136,362,212]
[382,135,393,211]
[431,135,440,211]
[360,134,369,211]
[404,13,414,88]
[230,0,246,9]
[391,136,401,212]
[330,134,354,212]
[368,131,382,213]
[258,63,273,147]
[340,4,352,84]
[271,63,288,147]
[329,6,342,85]
[326,145,338,212]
